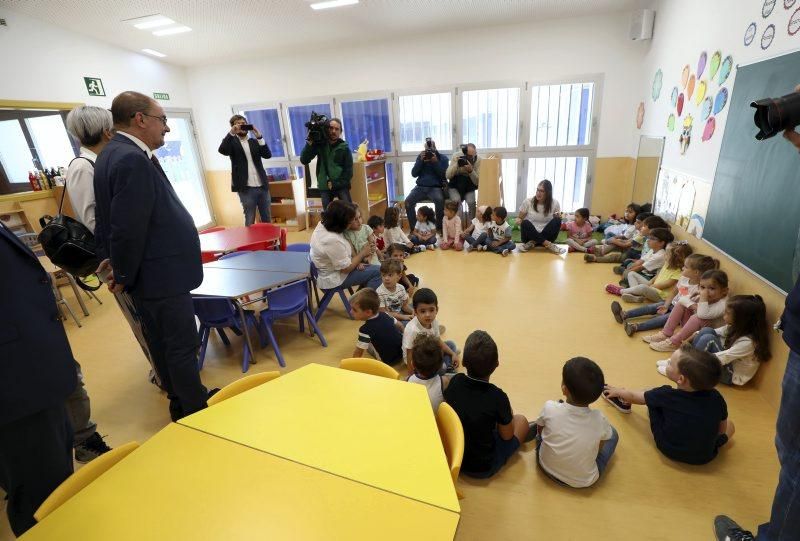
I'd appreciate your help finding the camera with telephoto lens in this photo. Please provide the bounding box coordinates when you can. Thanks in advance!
[305,111,329,144]
[425,137,434,159]
[751,91,800,140]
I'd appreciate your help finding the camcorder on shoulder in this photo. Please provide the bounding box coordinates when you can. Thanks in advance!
[305,111,329,145]
[751,91,800,140]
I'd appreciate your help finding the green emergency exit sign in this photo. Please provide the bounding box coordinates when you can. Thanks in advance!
[153,92,170,100]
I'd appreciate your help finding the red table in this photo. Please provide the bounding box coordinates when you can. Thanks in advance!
[199,227,281,255]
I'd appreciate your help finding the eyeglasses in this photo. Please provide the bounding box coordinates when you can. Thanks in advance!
[133,112,168,125]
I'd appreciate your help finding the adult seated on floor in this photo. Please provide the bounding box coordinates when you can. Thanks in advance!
[310,200,382,294]
[517,179,566,255]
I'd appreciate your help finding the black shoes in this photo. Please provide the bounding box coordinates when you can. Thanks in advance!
[75,432,112,463]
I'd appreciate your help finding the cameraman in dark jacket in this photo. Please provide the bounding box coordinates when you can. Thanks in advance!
[446,143,481,222]
[300,118,353,209]
[405,140,449,232]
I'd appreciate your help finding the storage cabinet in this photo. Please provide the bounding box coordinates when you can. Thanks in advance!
[351,160,388,220]
[268,177,306,231]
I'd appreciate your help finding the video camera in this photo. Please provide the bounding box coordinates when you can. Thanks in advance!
[305,111,329,145]
[752,91,800,140]
[425,137,434,159]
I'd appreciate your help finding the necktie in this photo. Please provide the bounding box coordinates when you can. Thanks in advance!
[151,154,168,180]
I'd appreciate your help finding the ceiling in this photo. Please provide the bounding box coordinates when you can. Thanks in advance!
[2,0,647,67]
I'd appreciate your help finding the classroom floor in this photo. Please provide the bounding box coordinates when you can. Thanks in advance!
[1,231,781,541]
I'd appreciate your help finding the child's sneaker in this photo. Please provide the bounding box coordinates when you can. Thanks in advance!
[650,339,679,352]
[642,331,666,343]
[602,390,632,414]
[714,515,755,541]
[613,265,625,275]
[466,244,474,252]
[501,249,510,257]
[624,322,638,336]
[584,253,597,262]
[621,293,644,303]
[547,243,566,255]
[517,241,535,252]
[605,284,622,295]
[610,301,624,323]
[480,245,488,252]
[418,245,427,252]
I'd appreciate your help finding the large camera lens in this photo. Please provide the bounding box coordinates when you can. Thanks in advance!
[751,91,800,140]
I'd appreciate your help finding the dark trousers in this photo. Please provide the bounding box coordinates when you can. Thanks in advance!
[521,217,562,245]
[405,186,445,231]
[237,186,271,226]
[320,188,352,210]
[0,404,73,536]
[133,293,208,421]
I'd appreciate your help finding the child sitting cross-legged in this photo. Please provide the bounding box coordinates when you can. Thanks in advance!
[603,344,734,465]
[606,227,673,295]
[440,200,464,251]
[483,206,516,257]
[376,259,413,324]
[462,205,492,252]
[406,334,453,411]
[383,206,416,254]
[410,205,438,250]
[611,241,691,305]
[564,207,598,253]
[612,215,669,275]
[350,288,404,366]
[532,357,618,488]
[402,288,458,374]
[444,330,531,479]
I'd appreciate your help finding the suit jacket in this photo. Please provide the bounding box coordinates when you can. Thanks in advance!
[0,223,77,425]
[218,134,272,192]
[93,133,203,299]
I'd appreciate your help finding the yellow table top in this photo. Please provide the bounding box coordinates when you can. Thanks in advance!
[180,363,460,513]
[22,424,459,540]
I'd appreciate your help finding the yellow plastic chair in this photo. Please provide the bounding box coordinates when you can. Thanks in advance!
[34,441,140,522]
[207,371,281,406]
[436,402,465,499]
[339,358,399,380]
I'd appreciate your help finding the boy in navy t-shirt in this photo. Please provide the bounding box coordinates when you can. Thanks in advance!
[350,288,404,365]
[603,344,734,465]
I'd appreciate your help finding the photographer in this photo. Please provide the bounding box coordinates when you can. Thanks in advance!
[404,139,449,232]
[300,117,353,209]
[218,115,272,226]
[446,143,481,221]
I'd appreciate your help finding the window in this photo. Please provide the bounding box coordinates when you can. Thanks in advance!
[340,98,392,152]
[241,107,285,158]
[0,120,36,188]
[286,103,332,157]
[461,87,520,149]
[529,83,594,147]
[500,158,519,210]
[397,92,452,152]
[526,156,589,212]
[400,160,417,197]
[26,115,76,170]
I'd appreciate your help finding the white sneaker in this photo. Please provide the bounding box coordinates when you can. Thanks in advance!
[547,243,566,255]
[418,245,426,252]
[501,249,509,257]
[518,241,535,253]
[466,245,474,252]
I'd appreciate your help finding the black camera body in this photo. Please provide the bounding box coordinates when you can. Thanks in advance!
[752,91,800,140]
[424,137,434,159]
[305,111,329,144]
[458,156,469,166]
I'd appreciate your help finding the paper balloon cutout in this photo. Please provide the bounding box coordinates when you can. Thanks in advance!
[667,114,676,132]
[762,24,776,49]
[763,0,776,18]
[789,7,800,35]
[687,75,696,100]
[718,56,733,85]
[652,69,663,101]
[636,102,645,129]
[713,88,729,114]
[703,117,716,141]
[744,22,757,46]
[701,97,713,120]
[681,65,690,89]
[671,87,679,107]
[677,93,685,116]
[787,0,797,9]
[709,51,722,79]
[697,51,707,77]
[694,80,708,105]
[683,115,694,129]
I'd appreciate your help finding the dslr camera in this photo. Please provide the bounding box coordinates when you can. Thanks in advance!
[424,137,434,159]
[457,144,473,167]
[305,111,329,145]
[751,91,800,140]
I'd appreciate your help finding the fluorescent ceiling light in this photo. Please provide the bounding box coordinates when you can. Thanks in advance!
[125,14,175,29]
[142,48,167,58]
[310,0,359,10]
[152,25,192,36]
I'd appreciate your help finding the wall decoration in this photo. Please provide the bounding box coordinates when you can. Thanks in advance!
[652,69,663,100]
[677,93,685,116]
[713,87,729,114]
[789,7,800,34]
[701,96,713,119]
[671,86,679,107]
[687,75,696,100]
[763,0,777,17]
[655,167,712,238]
[718,55,733,84]
[655,168,682,223]
[697,51,707,77]
[679,115,693,154]
[762,23,776,48]
[745,22,758,45]
[667,114,676,131]
[786,0,797,9]
[709,51,722,79]
[694,80,708,105]
[636,102,645,129]
[681,65,690,88]
[702,117,716,141]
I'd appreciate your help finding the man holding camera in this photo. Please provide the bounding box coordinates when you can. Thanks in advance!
[300,117,353,209]
[446,143,481,221]
[405,139,449,232]
[218,115,272,226]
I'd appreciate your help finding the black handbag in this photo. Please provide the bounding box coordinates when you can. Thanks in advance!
[38,157,101,290]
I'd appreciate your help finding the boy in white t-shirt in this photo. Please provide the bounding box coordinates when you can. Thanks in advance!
[376,259,413,323]
[402,288,459,374]
[483,206,516,257]
[406,334,453,411]
[531,357,618,488]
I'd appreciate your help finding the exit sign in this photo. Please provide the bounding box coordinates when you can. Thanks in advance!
[153,92,170,100]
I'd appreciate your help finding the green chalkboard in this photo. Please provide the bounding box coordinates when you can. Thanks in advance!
[703,51,800,293]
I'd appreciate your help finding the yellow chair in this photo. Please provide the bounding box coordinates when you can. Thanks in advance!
[436,402,465,499]
[208,371,281,406]
[34,441,140,522]
[339,358,399,379]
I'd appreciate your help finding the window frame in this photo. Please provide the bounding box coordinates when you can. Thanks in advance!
[455,80,525,154]
[281,96,336,160]
[334,92,394,154]
[231,100,291,161]
[392,85,457,158]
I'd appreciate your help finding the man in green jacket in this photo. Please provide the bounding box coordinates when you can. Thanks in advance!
[300,117,353,209]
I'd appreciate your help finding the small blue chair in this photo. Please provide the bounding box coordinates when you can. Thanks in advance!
[286,243,310,252]
[258,281,327,367]
[193,297,259,372]
[310,258,353,321]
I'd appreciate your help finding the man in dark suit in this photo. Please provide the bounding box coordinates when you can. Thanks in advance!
[218,114,272,226]
[0,222,76,536]
[93,91,208,422]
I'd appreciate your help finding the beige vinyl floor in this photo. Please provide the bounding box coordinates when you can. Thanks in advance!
[1,231,780,540]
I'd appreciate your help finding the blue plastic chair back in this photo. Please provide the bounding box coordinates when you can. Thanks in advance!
[286,243,310,252]
[193,297,239,325]
[264,281,308,316]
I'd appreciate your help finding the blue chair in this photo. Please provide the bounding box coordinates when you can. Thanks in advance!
[310,258,353,321]
[193,297,259,372]
[286,243,310,252]
[258,281,327,367]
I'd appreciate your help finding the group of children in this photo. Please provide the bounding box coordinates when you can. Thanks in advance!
[336,199,774,487]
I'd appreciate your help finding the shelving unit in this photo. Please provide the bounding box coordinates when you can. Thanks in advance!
[0,201,35,235]
[351,159,389,220]
[268,177,306,231]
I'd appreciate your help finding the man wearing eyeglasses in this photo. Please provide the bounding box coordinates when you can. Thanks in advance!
[93,91,210,422]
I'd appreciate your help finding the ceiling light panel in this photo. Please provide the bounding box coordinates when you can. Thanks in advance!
[152,25,192,36]
[310,0,359,11]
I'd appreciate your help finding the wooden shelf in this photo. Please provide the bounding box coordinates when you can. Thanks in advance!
[367,177,385,185]
[352,160,389,219]
[368,198,387,207]
[270,180,293,185]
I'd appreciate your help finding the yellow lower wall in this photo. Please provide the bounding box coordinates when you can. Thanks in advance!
[205,170,243,227]
[590,157,636,219]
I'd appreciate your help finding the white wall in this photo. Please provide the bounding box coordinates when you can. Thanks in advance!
[0,8,191,108]
[187,11,648,171]
[635,0,800,181]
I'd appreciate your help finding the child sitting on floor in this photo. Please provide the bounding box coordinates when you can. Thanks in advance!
[350,288,404,366]
[613,215,669,274]
[601,203,640,239]
[444,330,531,479]
[603,344,734,465]
[383,207,415,253]
[440,200,464,251]
[402,288,457,374]
[376,259,413,323]
[367,215,386,253]
[343,204,380,265]
[532,357,618,488]
[462,205,492,252]
[410,206,438,250]
[407,334,453,411]
[484,206,516,257]
[606,228,673,294]
[612,241,691,305]
[388,243,419,294]
[564,207,598,253]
